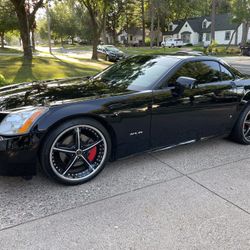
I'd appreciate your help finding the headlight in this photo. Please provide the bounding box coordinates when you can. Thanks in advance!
[0,107,48,135]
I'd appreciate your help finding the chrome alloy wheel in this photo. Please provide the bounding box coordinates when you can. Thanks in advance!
[243,111,250,142]
[49,125,107,182]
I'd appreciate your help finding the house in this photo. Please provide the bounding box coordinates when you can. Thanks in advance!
[163,13,250,45]
[118,27,150,45]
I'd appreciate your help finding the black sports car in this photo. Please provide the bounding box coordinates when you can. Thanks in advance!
[0,55,250,185]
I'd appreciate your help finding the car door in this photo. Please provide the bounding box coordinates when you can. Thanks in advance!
[150,60,238,149]
[97,46,105,60]
[190,60,239,138]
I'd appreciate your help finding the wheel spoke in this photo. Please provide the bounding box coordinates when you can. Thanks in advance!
[245,127,250,136]
[83,140,103,152]
[245,120,250,125]
[80,155,95,171]
[76,127,81,149]
[53,147,75,154]
[62,156,78,176]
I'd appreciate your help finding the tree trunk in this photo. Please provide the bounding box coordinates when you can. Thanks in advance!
[15,5,32,60]
[157,15,160,47]
[211,0,216,42]
[31,30,35,52]
[92,34,98,60]
[241,22,249,46]
[61,37,63,47]
[0,32,4,49]
[150,2,155,49]
[226,29,237,50]
[235,27,238,46]
[141,0,145,46]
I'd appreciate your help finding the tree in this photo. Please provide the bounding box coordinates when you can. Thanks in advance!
[140,0,145,46]
[232,0,250,45]
[10,0,44,60]
[50,2,78,46]
[0,0,18,48]
[77,0,108,60]
[211,0,217,42]
[106,0,126,44]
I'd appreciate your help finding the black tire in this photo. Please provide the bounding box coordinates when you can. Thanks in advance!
[231,105,250,144]
[40,118,111,185]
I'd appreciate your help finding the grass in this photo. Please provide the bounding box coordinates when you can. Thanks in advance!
[0,47,22,54]
[0,44,242,86]
[0,55,108,84]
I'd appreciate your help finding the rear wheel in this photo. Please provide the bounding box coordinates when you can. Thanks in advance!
[231,105,250,144]
[40,118,111,185]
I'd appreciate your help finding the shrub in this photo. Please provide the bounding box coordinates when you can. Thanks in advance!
[185,43,193,47]
[0,74,5,86]
[207,40,218,53]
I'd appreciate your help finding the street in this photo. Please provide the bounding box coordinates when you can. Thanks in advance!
[0,57,250,249]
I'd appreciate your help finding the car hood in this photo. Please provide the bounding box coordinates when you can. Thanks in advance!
[108,50,124,55]
[0,77,133,111]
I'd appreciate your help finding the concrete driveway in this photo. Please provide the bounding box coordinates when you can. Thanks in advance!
[0,139,250,249]
[0,58,250,250]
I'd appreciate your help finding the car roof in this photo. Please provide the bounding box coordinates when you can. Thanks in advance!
[131,55,220,62]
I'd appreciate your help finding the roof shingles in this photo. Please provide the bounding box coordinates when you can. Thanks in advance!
[163,13,239,35]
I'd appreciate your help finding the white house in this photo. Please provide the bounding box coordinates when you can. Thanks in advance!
[163,13,250,46]
[117,27,150,45]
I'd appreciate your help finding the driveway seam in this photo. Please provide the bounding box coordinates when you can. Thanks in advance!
[0,175,183,233]
[150,153,250,176]
[149,153,250,216]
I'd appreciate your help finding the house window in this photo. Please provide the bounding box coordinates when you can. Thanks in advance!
[169,25,173,31]
[185,24,188,27]
[225,31,231,41]
[130,35,133,41]
[202,21,207,29]
[206,33,211,41]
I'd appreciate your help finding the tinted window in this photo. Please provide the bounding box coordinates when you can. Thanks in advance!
[220,65,234,81]
[221,61,244,79]
[168,61,221,86]
[92,56,180,90]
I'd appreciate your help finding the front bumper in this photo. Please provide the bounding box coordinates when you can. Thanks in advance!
[109,55,125,61]
[0,134,40,176]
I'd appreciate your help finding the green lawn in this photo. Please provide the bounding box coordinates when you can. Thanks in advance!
[0,47,22,54]
[0,55,108,85]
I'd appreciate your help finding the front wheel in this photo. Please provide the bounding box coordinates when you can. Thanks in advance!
[40,118,111,185]
[231,105,250,145]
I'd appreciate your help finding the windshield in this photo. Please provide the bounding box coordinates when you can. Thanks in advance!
[91,55,180,90]
[105,46,119,52]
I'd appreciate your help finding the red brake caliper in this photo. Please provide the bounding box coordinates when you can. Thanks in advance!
[87,146,97,162]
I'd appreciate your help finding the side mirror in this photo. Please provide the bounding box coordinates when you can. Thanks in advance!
[176,76,197,89]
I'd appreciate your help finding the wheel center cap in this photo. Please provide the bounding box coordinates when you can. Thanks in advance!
[76,149,83,156]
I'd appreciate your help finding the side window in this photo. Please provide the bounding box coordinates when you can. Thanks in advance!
[167,61,221,87]
[199,61,221,83]
[220,64,234,81]
[168,62,198,86]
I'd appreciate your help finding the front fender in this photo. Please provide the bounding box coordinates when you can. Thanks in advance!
[35,102,110,132]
